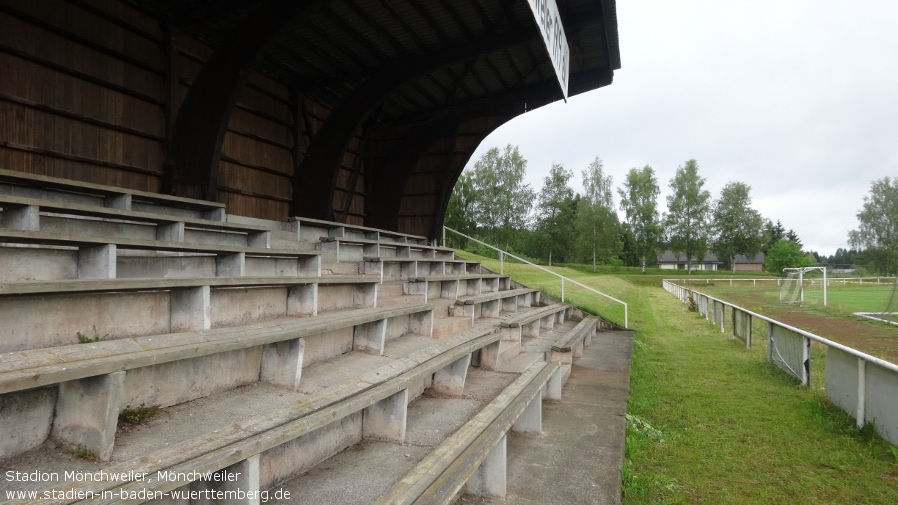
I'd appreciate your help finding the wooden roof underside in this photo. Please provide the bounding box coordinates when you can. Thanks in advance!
[88,0,621,237]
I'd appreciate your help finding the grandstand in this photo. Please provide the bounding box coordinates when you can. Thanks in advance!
[0,1,628,503]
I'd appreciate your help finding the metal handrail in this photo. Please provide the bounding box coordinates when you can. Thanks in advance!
[443,226,628,328]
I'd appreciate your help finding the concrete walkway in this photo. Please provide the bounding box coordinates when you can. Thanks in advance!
[460,330,633,505]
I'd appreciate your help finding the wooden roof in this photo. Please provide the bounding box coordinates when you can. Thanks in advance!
[3,0,620,238]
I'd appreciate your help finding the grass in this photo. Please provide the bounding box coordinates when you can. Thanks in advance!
[451,253,898,503]
[624,287,898,503]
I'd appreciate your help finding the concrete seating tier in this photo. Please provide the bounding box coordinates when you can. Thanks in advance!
[318,236,455,262]
[363,257,482,282]
[0,194,271,247]
[496,303,576,362]
[0,299,452,461]
[290,216,431,246]
[4,324,506,503]
[405,274,511,303]
[549,315,600,364]
[0,275,380,352]
[0,229,320,281]
[0,173,612,504]
[453,287,540,321]
[376,360,562,505]
[0,168,226,221]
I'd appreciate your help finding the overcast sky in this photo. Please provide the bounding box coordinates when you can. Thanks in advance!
[466,1,898,257]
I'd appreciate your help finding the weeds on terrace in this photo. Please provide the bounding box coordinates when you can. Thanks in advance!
[73,446,99,461]
[119,403,160,425]
[76,332,107,343]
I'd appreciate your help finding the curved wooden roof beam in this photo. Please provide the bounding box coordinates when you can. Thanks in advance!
[168,0,322,200]
[292,23,565,220]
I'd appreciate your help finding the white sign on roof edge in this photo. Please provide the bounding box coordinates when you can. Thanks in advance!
[525,0,570,100]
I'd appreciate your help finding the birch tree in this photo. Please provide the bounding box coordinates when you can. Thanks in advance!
[665,159,711,274]
[711,182,763,272]
[576,157,621,271]
[618,166,662,273]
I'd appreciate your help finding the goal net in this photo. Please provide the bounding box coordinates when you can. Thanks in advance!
[779,267,827,306]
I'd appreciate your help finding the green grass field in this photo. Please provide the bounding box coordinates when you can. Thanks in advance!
[453,253,898,504]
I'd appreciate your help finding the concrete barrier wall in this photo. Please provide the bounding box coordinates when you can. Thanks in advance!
[663,280,898,445]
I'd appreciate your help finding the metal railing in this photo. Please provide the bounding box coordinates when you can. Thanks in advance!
[663,279,898,445]
[443,227,628,328]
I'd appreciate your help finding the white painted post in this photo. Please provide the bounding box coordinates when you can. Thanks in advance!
[561,277,565,303]
[802,336,810,387]
[857,358,866,428]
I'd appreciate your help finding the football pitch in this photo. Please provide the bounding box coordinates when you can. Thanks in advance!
[680,279,898,363]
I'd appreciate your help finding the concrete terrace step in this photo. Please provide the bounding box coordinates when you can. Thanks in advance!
[0,275,381,352]
[0,229,321,281]
[0,194,271,248]
[1,324,505,504]
[272,365,523,504]
[376,360,562,505]
[0,303,445,395]
[467,331,633,505]
[0,168,226,221]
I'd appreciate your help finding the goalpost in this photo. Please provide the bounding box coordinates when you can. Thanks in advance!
[780,267,827,306]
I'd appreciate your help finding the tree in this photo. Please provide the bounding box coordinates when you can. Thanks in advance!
[533,163,576,264]
[761,219,786,254]
[665,159,711,274]
[575,157,622,270]
[618,166,662,273]
[444,170,477,248]
[765,239,811,273]
[849,176,898,274]
[711,182,764,273]
[461,145,535,248]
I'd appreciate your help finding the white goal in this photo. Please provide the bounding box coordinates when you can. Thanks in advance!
[780,267,827,306]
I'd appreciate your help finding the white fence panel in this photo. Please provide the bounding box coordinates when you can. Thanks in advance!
[768,324,808,385]
[732,308,752,348]
[865,362,898,444]
[663,279,898,445]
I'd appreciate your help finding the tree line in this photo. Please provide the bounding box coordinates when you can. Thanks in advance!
[445,145,898,275]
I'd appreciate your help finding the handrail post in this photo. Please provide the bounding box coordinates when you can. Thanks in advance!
[857,357,866,428]
[499,251,504,275]
[561,277,565,303]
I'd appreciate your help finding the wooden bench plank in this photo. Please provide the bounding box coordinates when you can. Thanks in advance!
[408,274,506,282]
[0,303,440,394]
[291,216,429,243]
[0,194,268,234]
[377,360,560,505]
[454,288,537,305]
[500,303,572,327]
[0,229,317,258]
[551,315,599,352]
[10,325,504,504]
[0,275,376,297]
[0,168,225,212]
